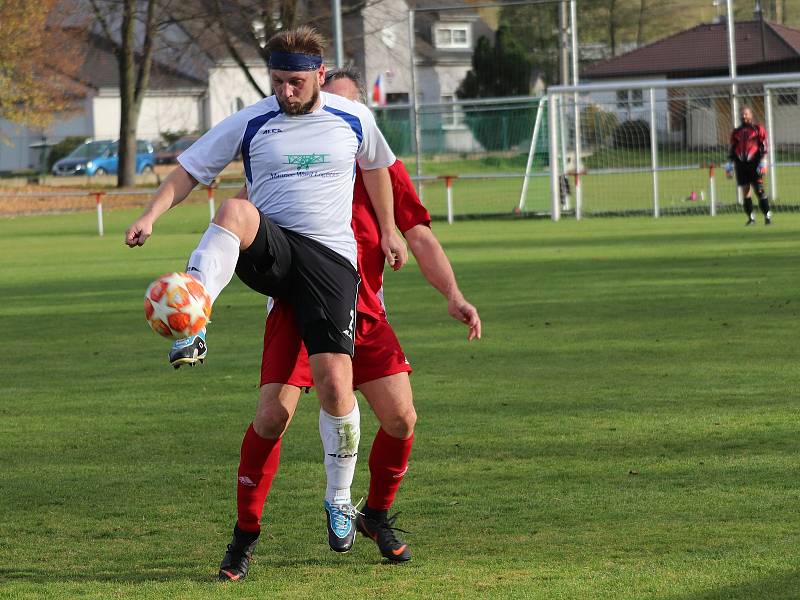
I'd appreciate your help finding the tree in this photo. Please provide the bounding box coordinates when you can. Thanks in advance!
[456,26,535,151]
[89,0,159,187]
[0,1,85,140]
[499,2,559,84]
[457,26,531,100]
[189,0,359,99]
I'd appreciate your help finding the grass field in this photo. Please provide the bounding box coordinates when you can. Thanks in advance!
[2,207,800,599]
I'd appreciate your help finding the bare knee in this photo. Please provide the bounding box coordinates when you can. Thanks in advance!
[253,403,292,439]
[251,384,300,439]
[316,370,354,415]
[213,198,259,248]
[310,354,354,416]
[380,405,417,439]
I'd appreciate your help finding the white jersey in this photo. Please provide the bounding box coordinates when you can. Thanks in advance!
[178,92,395,266]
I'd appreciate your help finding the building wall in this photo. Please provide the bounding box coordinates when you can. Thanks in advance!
[207,63,270,127]
[0,96,94,172]
[92,92,205,142]
[361,0,413,104]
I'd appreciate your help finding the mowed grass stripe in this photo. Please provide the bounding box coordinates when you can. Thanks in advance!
[1,209,799,599]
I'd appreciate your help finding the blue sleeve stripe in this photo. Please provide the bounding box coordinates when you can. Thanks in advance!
[322,105,363,148]
[242,109,282,184]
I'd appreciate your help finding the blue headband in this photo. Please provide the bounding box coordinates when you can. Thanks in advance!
[268,51,323,71]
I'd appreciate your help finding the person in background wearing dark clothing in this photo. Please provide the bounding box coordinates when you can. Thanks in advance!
[725,105,771,226]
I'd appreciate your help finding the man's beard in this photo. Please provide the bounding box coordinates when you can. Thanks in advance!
[279,86,319,115]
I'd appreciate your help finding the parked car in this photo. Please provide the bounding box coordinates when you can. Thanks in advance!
[51,139,155,176]
[155,136,199,164]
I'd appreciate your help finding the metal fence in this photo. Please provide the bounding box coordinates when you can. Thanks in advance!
[547,72,800,220]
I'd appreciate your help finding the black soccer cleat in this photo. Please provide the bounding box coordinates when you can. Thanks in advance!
[745,218,756,227]
[218,525,259,582]
[324,500,358,553]
[765,211,772,226]
[169,329,207,369]
[356,511,412,562]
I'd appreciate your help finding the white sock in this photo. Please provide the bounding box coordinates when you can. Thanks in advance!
[185,223,240,303]
[319,399,360,505]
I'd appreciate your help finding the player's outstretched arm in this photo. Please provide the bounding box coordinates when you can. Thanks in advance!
[124,166,198,247]
[405,224,481,341]
[361,166,408,271]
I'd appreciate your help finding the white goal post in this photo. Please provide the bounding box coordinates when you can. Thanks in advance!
[547,72,800,220]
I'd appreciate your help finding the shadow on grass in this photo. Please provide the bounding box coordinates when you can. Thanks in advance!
[0,555,333,585]
[669,568,800,600]
[0,566,215,585]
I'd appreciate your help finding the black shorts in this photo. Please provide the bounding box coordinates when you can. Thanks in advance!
[734,160,762,187]
[235,212,359,357]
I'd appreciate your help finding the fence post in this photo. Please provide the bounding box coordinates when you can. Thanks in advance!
[709,164,717,217]
[765,87,777,200]
[549,93,561,221]
[92,192,104,236]
[649,87,659,218]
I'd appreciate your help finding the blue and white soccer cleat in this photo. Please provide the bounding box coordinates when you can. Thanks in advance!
[168,329,207,369]
[324,500,358,552]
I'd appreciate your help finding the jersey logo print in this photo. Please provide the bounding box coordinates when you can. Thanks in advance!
[285,153,329,170]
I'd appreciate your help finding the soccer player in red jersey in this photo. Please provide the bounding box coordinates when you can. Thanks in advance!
[219,68,481,579]
[725,105,771,226]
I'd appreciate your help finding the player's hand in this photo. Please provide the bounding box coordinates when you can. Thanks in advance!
[125,215,154,247]
[448,295,481,341]
[758,161,768,176]
[382,231,408,271]
[724,162,734,179]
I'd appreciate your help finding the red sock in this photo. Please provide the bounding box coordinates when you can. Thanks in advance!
[367,428,414,511]
[236,423,281,533]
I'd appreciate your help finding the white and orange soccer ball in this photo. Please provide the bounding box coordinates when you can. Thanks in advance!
[144,272,211,339]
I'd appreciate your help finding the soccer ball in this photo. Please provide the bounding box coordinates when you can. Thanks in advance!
[144,272,211,339]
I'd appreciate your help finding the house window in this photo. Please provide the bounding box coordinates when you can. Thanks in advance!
[386,92,409,105]
[777,92,799,106]
[434,24,471,49]
[617,89,644,109]
[441,95,465,129]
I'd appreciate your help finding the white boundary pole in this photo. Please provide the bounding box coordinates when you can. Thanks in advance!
[709,165,717,217]
[649,87,659,218]
[207,185,215,221]
[94,193,104,236]
[549,92,561,221]
[445,176,454,224]
[765,87,777,200]
[518,97,546,212]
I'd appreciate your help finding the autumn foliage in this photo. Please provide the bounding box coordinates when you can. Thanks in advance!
[0,0,86,133]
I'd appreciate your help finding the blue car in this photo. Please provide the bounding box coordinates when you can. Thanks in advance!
[52,139,155,176]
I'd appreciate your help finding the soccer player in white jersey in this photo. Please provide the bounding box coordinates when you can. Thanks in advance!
[124,26,407,565]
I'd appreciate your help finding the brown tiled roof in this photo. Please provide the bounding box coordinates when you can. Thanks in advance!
[78,33,207,90]
[583,20,800,79]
